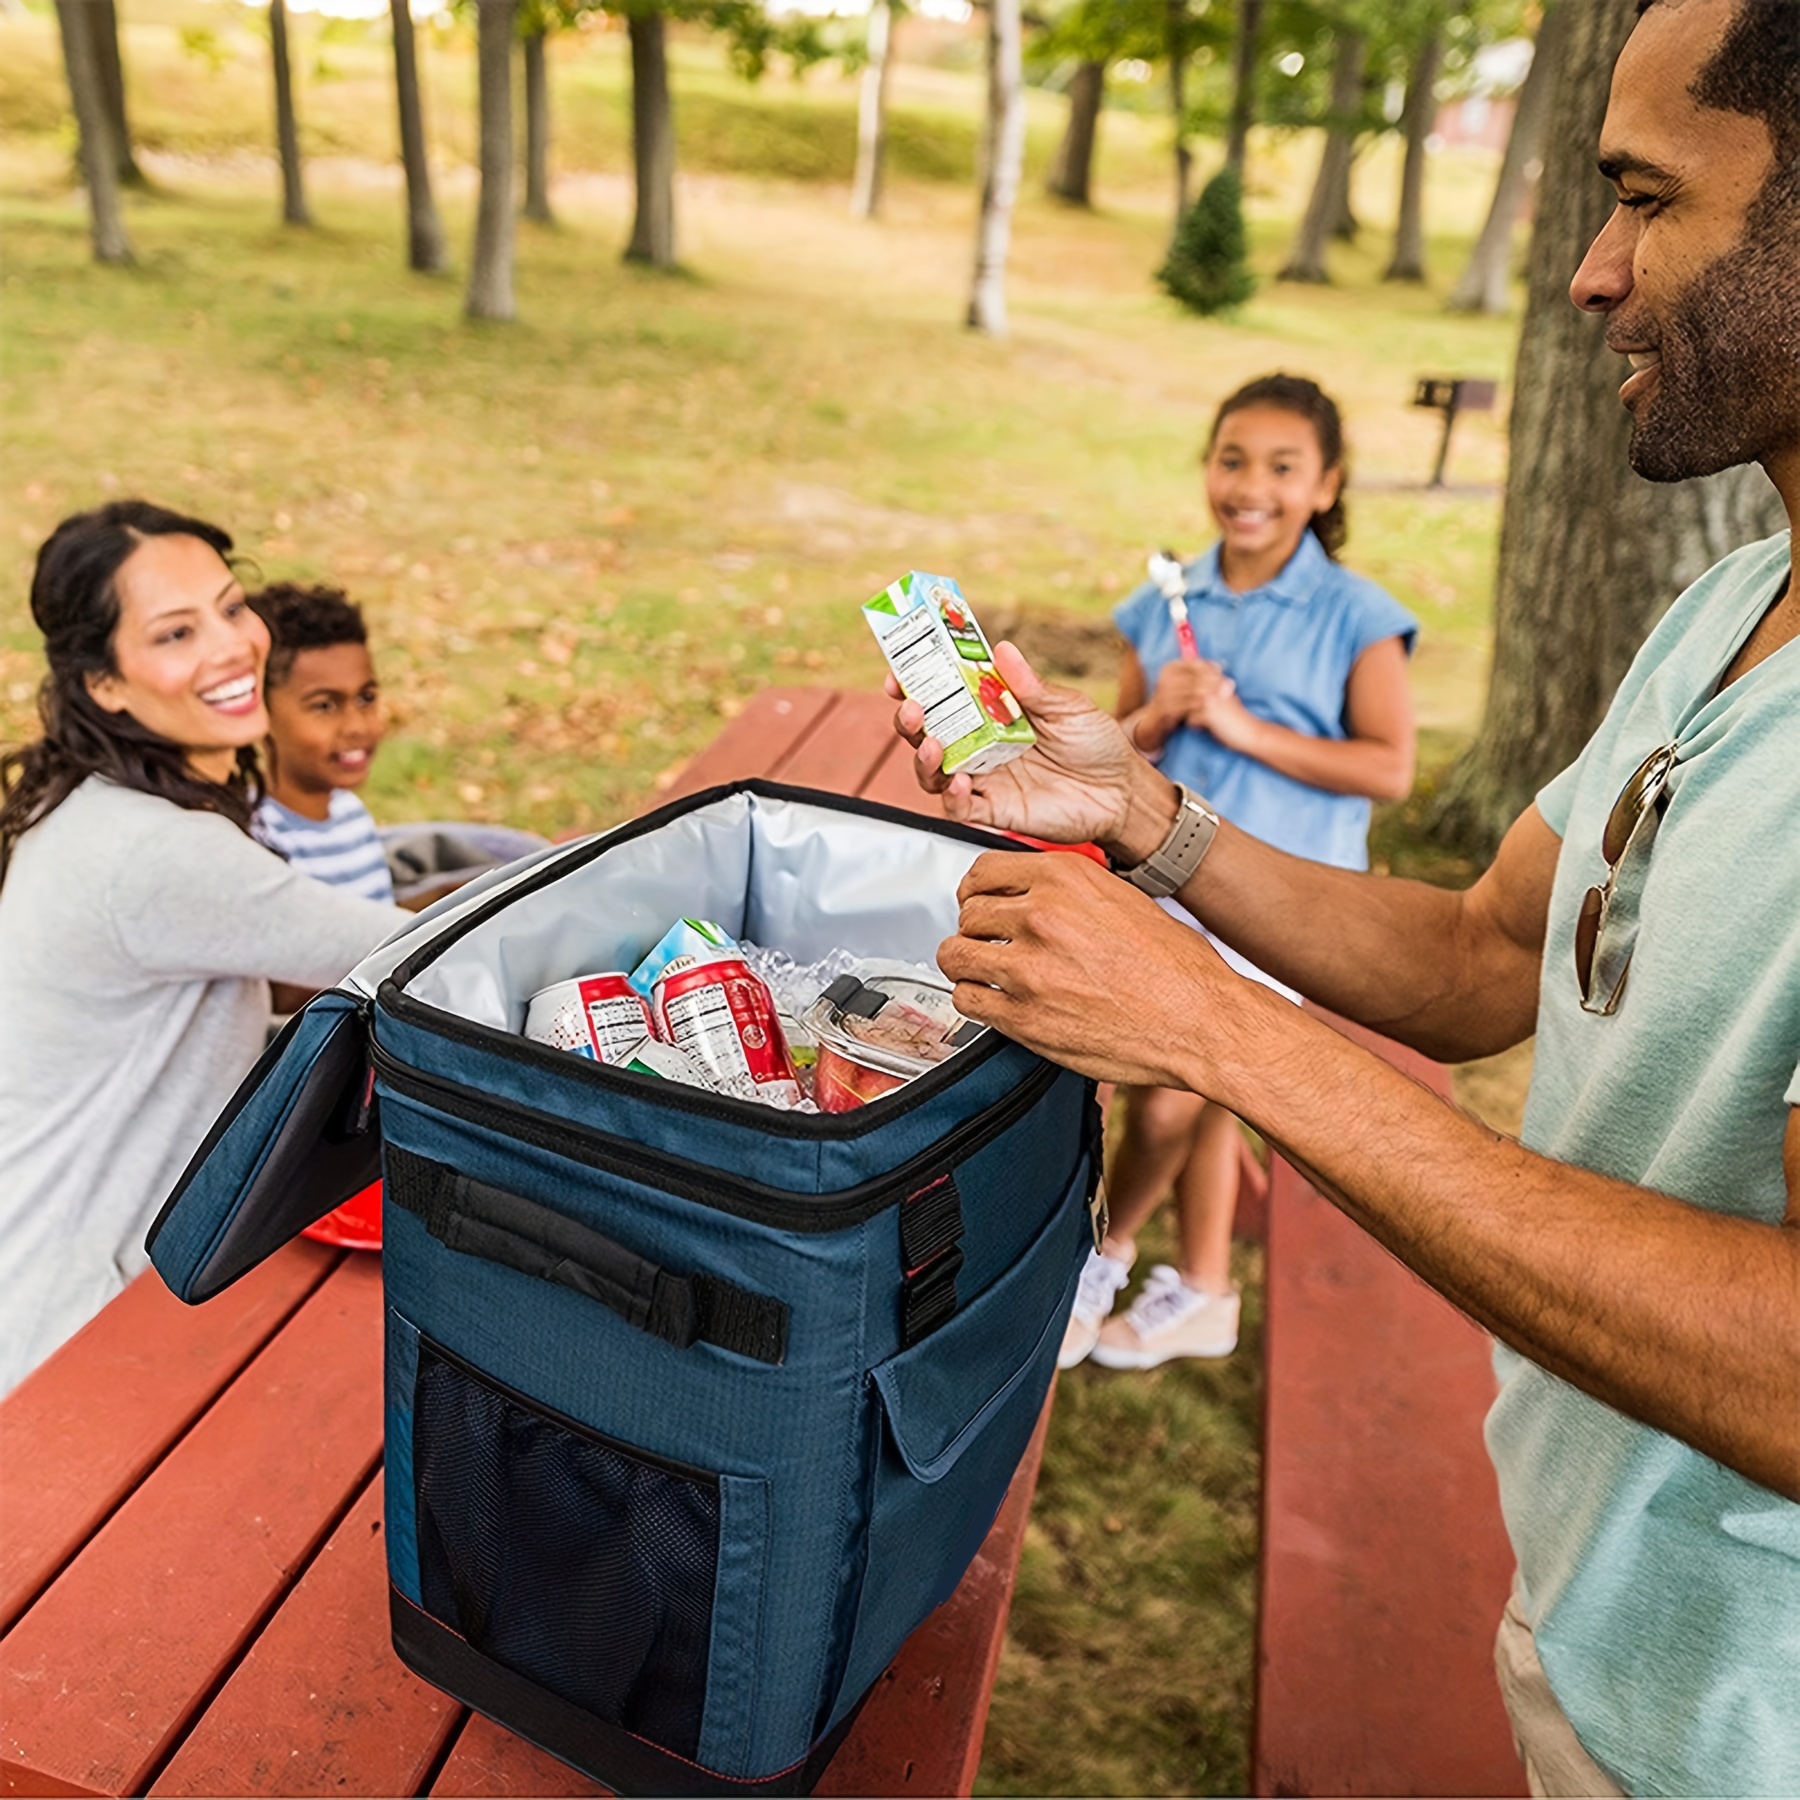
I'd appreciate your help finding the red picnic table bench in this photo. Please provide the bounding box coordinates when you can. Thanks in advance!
[0,686,1524,1798]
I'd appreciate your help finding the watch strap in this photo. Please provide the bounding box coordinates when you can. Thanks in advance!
[1116,785,1219,900]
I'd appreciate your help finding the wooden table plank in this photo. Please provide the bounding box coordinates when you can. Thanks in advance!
[0,1241,341,1636]
[770,690,903,796]
[658,690,837,804]
[148,1471,463,1799]
[0,1257,386,1799]
[1253,1008,1524,1799]
[429,1713,607,1798]
[850,734,945,819]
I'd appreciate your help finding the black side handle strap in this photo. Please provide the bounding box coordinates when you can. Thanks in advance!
[898,1172,964,1348]
[386,1149,788,1365]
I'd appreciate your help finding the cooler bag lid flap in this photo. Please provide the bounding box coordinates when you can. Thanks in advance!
[146,990,380,1303]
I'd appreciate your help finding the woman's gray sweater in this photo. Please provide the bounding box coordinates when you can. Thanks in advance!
[0,777,402,1396]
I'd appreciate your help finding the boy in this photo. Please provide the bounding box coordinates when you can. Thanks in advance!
[249,582,395,904]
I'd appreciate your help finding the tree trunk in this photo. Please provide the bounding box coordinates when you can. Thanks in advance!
[1167,0,1191,219]
[626,10,676,267]
[1047,58,1103,206]
[1384,25,1441,281]
[1280,28,1364,281]
[465,0,517,320]
[91,0,143,185]
[269,0,310,225]
[390,0,449,273]
[1223,0,1263,178]
[1430,0,1786,858]
[967,0,1024,335]
[1447,0,1566,315]
[523,25,554,224]
[54,0,132,263]
[850,0,894,220]
[1326,140,1359,240]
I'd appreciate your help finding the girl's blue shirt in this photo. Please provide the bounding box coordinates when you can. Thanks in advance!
[1112,531,1417,870]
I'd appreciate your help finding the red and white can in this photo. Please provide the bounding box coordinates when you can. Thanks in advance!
[650,956,803,1107]
[525,972,654,1065]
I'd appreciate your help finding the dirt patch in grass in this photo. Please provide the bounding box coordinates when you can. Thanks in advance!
[986,605,1125,681]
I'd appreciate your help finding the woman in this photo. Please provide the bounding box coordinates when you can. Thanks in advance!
[0,501,406,1396]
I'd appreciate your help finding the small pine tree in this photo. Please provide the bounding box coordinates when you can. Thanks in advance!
[1158,166,1256,316]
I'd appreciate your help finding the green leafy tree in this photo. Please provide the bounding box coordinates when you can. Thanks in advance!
[574,0,829,269]
[1158,162,1254,312]
[1032,0,1229,219]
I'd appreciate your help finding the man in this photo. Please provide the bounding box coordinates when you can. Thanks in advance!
[894,2,1798,1792]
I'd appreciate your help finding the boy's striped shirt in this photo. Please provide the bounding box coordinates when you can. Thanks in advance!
[253,790,396,904]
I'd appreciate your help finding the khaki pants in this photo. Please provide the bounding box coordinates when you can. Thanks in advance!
[1494,1585,1628,1799]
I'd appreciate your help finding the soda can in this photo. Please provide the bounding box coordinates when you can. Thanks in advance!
[651,956,803,1107]
[525,972,655,1064]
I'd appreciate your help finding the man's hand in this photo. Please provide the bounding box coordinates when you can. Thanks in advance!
[889,642,1179,862]
[939,850,1256,1090]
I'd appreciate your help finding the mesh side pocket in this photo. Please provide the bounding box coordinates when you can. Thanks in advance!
[413,1339,720,1759]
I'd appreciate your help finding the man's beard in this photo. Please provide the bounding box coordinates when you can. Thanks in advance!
[1620,219,1800,484]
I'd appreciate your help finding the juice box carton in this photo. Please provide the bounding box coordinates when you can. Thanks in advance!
[862,572,1036,776]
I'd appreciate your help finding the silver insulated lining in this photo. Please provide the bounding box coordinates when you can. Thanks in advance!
[402,790,987,1034]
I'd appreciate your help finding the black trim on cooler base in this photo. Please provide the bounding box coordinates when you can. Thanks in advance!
[389,1587,867,1797]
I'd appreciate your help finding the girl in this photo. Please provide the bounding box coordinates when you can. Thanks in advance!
[0,501,406,1396]
[1061,374,1418,1370]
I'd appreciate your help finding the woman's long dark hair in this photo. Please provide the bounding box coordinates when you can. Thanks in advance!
[0,500,262,883]
[1206,373,1349,559]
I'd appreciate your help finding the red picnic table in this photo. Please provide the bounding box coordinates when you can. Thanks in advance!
[0,684,1524,1798]
[0,688,1038,1799]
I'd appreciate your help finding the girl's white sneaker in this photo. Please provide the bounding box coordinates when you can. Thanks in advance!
[1057,1248,1134,1369]
[1090,1265,1240,1367]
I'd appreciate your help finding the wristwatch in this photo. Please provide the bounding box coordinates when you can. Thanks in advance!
[1115,784,1220,900]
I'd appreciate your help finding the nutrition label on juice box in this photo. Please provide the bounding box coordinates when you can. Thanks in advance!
[877,609,985,749]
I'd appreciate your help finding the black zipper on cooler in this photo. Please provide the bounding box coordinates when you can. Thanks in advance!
[369,1033,1064,1234]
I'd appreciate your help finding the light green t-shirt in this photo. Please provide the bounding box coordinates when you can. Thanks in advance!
[1489,531,1799,1796]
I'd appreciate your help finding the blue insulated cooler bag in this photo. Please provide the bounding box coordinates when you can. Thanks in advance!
[148,782,1102,1796]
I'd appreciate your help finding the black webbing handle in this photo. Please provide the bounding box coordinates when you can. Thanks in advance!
[898,1172,964,1347]
[386,1148,788,1365]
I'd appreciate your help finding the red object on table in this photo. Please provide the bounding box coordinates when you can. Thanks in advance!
[300,1177,384,1251]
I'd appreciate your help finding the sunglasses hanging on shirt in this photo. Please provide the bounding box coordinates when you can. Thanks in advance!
[1574,741,1679,1016]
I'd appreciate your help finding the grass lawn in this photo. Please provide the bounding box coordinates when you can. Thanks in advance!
[1,11,1532,1789]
